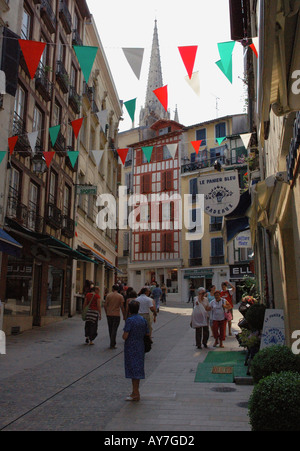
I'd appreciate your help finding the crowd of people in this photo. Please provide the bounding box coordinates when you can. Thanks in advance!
[189,282,235,350]
[81,279,235,402]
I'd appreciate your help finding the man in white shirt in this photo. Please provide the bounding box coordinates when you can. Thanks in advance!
[136,287,157,338]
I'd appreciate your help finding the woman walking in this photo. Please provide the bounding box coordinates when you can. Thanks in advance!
[191,288,210,349]
[123,300,149,402]
[209,290,231,348]
[83,286,102,345]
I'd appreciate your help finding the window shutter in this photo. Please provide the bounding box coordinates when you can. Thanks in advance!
[1,28,21,97]
[166,170,173,191]
[142,174,151,194]
[156,146,163,161]
[136,149,142,166]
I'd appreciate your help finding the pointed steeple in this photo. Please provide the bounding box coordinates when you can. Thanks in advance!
[140,20,169,136]
[174,105,179,123]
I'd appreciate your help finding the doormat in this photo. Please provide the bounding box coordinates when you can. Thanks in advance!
[212,366,233,374]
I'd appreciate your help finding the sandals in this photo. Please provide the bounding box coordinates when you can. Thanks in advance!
[125,395,140,402]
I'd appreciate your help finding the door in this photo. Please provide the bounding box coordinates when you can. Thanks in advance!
[32,263,43,326]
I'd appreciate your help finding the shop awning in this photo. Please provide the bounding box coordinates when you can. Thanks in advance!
[0,228,22,257]
[223,190,252,243]
[39,236,96,264]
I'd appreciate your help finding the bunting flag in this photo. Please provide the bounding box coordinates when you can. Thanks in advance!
[185,71,200,97]
[250,37,258,58]
[18,40,46,79]
[142,146,153,163]
[43,151,55,168]
[96,109,108,131]
[27,131,39,154]
[68,151,79,168]
[8,136,18,155]
[117,148,129,165]
[191,140,202,154]
[166,143,178,160]
[216,58,233,84]
[73,45,98,83]
[0,70,6,95]
[178,46,198,79]
[216,137,227,146]
[0,151,6,166]
[217,41,236,72]
[124,98,137,124]
[49,125,61,147]
[240,133,252,149]
[91,150,104,166]
[71,118,84,139]
[122,48,144,80]
[153,85,168,112]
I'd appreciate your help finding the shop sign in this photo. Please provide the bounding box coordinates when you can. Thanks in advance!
[198,170,240,217]
[261,310,285,349]
[230,264,254,278]
[235,230,251,248]
[7,264,33,277]
[76,185,97,195]
[184,269,214,279]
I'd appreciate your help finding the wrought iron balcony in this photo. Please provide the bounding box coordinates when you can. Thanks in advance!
[189,258,203,267]
[12,111,31,156]
[72,29,83,47]
[46,203,62,229]
[35,66,53,102]
[27,209,44,233]
[69,86,81,114]
[59,0,72,35]
[181,154,248,174]
[210,256,225,265]
[209,223,223,232]
[40,0,56,34]
[7,194,28,226]
[56,61,69,93]
[61,215,75,238]
[53,131,66,155]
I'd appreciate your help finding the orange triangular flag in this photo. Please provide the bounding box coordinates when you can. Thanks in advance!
[8,136,18,155]
[71,118,84,139]
[153,85,168,112]
[117,148,129,165]
[43,151,55,168]
[178,46,198,79]
[191,140,202,154]
[19,40,46,79]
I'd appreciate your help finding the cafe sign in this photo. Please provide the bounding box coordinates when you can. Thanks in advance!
[198,170,240,217]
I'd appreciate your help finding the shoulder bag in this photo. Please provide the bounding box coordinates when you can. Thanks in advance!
[82,294,95,321]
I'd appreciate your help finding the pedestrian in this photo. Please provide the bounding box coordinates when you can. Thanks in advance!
[191,288,210,349]
[83,285,102,346]
[125,290,138,320]
[187,282,195,304]
[151,283,162,312]
[207,285,216,334]
[136,287,157,339]
[104,284,125,349]
[122,300,150,402]
[220,281,235,336]
[161,283,167,304]
[209,290,232,348]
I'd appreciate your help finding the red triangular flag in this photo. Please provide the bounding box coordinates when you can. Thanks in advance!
[43,151,55,168]
[250,43,258,58]
[71,118,84,139]
[191,140,202,154]
[153,85,168,112]
[178,46,198,79]
[19,40,46,79]
[8,136,18,155]
[117,148,129,165]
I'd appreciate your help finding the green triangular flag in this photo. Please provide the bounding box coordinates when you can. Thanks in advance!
[68,151,79,168]
[124,98,137,124]
[73,45,98,83]
[0,151,6,165]
[49,125,61,147]
[217,41,236,72]
[216,136,226,146]
[142,146,153,163]
[216,58,233,83]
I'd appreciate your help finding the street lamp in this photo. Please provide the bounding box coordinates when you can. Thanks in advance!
[32,153,48,174]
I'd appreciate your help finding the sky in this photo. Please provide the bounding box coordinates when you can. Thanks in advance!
[87,0,247,132]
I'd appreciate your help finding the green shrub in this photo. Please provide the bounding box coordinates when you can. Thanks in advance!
[251,345,300,384]
[245,303,266,332]
[248,371,300,431]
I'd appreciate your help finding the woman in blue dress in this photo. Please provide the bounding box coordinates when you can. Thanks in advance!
[122,300,149,402]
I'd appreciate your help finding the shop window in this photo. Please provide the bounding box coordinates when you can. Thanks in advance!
[46,266,64,317]
[5,257,33,316]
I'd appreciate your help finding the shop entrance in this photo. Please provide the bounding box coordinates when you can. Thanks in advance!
[32,264,43,326]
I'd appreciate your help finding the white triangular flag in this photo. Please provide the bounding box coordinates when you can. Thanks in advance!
[122,48,144,80]
[166,143,178,160]
[185,71,200,97]
[28,131,39,154]
[0,70,6,95]
[240,133,252,149]
[97,110,108,131]
[91,150,104,167]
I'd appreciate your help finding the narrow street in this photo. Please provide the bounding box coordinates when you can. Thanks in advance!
[0,303,253,431]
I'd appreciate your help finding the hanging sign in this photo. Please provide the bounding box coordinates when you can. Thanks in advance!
[197,170,240,217]
[235,230,252,248]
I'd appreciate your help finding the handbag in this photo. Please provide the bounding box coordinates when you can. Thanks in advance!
[144,335,152,353]
[82,294,95,321]
[225,311,233,322]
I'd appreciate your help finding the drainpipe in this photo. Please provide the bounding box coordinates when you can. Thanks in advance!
[264,229,275,308]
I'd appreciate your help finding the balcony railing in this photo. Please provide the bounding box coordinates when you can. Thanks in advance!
[46,203,62,229]
[59,0,72,34]
[12,112,31,156]
[210,256,225,265]
[56,61,69,93]
[6,193,43,232]
[189,258,203,267]
[209,223,222,232]
[69,86,81,114]
[61,215,75,238]
[53,131,66,155]
[35,66,53,102]
[181,154,247,174]
[41,0,56,34]
[72,29,83,47]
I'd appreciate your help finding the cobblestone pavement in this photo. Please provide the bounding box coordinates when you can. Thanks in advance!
[0,302,253,431]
